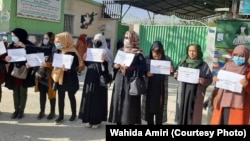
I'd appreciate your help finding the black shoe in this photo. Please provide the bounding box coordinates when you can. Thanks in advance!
[47,113,55,120]
[11,111,19,119]
[54,117,64,125]
[37,112,45,120]
[17,112,24,119]
[69,115,76,122]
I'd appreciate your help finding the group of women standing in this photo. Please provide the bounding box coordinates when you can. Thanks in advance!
[1,28,250,126]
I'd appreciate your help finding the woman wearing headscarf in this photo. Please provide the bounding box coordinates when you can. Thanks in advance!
[25,32,57,120]
[75,33,87,75]
[211,45,250,125]
[141,41,174,125]
[78,33,113,128]
[4,28,35,119]
[51,32,83,124]
[108,30,147,125]
[174,43,213,125]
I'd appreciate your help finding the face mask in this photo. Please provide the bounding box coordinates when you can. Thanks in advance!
[94,41,102,48]
[12,36,19,43]
[55,42,63,49]
[232,56,245,65]
[123,39,130,46]
[43,39,49,45]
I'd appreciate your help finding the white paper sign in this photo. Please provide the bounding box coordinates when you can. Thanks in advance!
[26,53,45,67]
[150,60,171,75]
[114,50,135,66]
[85,48,104,62]
[7,48,27,62]
[177,67,200,84]
[215,70,244,93]
[52,53,74,69]
[0,41,6,55]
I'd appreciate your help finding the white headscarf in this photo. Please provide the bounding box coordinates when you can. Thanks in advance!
[93,33,113,63]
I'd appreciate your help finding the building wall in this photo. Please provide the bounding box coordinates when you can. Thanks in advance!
[0,0,11,32]
[0,0,118,53]
[8,0,65,34]
[65,0,118,54]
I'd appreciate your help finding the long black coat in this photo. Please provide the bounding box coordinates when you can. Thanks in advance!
[78,61,109,124]
[55,51,79,93]
[108,52,147,125]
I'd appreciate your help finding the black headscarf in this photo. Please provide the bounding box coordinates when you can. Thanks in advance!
[11,28,32,44]
[149,41,166,60]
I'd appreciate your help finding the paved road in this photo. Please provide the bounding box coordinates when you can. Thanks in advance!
[0,71,214,141]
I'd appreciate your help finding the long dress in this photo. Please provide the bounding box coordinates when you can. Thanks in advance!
[108,52,147,125]
[211,66,250,125]
[78,61,109,125]
[141,55,172,124]
[175,61,213,125]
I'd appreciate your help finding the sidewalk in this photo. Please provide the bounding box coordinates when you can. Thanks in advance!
[0,73,214,141]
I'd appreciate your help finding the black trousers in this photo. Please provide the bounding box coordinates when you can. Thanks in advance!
[57,89,76,118]
[147,112,163,125]
[38,83,55,114]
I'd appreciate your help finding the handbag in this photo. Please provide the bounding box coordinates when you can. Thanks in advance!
[129,70,146,96]
[96,63,113,86]
[100,73,113,86]
[11,65,28,79]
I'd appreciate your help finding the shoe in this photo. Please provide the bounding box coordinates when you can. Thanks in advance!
[54,117,64,125]
[84,123,92,128]
[11,111,19,119]
[69,115,76,122]
[92,124,100,129]
[47,113,55,120]
[17,112,24,119]
[37,112,45,120]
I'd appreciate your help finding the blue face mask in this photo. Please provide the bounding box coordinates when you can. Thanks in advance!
[55,42,62,49]
[232,56,245,65]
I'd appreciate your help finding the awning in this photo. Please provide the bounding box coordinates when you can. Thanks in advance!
[114,0,232,18]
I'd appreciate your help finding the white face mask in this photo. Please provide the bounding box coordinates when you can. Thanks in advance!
[12,36,19,43]
[123,39,130,46]
[43,39,49,45]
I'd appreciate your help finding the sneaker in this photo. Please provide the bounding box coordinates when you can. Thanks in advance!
[47,113,55,120]
[69,115,76,122]
[84,123,92,128]
[11,111,19,119]
[37,112,45,120]
[92,124,100,129]
[54,117,64,125]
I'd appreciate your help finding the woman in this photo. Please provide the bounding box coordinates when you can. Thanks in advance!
[75,33,87,75]
[78,33,113,128]
[108,30,147,125]
[174,43,213,125]
[211,45,250,125]
[25,32,57,120]
[4,28,35,119]
[51,32,83,124]
[141,41,174,125]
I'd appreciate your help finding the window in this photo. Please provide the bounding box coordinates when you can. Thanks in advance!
[64,14,74,34]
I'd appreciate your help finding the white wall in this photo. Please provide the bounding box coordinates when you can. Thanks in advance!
[64,0,118,54]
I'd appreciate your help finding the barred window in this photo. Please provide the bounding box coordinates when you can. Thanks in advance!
[64,14,74,34]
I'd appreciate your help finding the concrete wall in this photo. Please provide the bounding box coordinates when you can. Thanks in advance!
[64,0,118,54]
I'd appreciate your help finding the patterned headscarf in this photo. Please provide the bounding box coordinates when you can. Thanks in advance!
[123,30,140,48]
